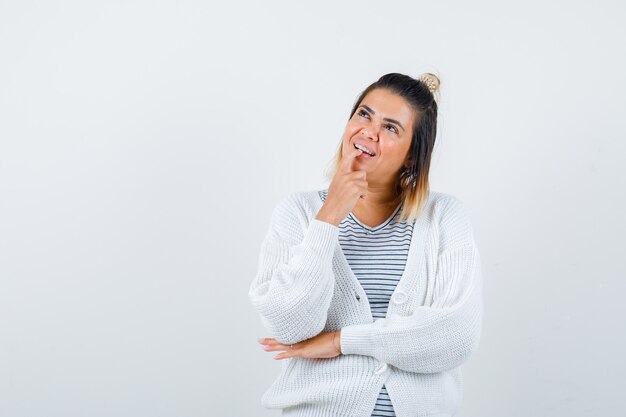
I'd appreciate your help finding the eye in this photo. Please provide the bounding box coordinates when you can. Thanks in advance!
[386,124,399,134]
[357,109,370,119]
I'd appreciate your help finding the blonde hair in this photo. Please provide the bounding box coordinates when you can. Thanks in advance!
[323,72,440,223]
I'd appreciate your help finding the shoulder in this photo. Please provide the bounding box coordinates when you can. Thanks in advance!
[272,189,321,219]
[267,189,323,237]
[428,190,476,249]
[428,190,470,218]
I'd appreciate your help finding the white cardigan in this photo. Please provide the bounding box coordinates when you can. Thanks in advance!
[248,189,484,417]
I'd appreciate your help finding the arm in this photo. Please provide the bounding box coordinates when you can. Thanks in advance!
[248,193,339,345]
[339,197,484,374]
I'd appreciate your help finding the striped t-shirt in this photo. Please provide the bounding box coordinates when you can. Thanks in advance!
[318,189,414,417]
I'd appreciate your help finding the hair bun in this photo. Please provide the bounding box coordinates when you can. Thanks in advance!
[418,72,440,95]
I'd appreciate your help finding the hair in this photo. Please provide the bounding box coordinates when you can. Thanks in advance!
[323,72,441,222]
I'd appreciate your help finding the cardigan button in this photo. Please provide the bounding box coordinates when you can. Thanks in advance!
[392,291,408,305]
[374,363,388,375]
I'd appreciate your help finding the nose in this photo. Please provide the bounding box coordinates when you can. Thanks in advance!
[362,125,380,140]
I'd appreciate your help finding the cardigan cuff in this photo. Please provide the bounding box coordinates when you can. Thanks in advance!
[339,322,377,356]
[301,218,339,261]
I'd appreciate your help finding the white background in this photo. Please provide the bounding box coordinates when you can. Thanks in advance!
[1,1,625,416]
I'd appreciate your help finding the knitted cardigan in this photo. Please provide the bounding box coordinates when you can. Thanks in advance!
[248,189,484,417]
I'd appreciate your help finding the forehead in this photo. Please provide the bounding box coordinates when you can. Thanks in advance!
[359,88,415,125]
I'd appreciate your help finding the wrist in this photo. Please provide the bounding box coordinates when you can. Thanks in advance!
[315,206,341,227]
[333,330,342,354]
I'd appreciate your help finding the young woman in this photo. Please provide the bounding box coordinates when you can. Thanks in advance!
[248,72,484,417]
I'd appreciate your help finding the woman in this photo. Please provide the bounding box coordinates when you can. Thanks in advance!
[248,72,484,417]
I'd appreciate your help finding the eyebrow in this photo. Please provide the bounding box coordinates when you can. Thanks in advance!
[358,104,406,132]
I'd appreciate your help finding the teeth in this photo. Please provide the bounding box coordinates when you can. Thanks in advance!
[354,143,374,156]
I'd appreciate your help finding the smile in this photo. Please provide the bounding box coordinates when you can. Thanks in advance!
[354,143,375,156]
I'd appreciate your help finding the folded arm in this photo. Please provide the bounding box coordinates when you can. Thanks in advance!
[340,197,484,374]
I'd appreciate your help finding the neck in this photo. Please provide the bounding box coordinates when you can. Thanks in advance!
[355,178,401,209]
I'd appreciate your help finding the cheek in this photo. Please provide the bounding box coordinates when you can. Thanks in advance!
[379,142,406,160]
[342,122,360,141]
[348,121,365,136]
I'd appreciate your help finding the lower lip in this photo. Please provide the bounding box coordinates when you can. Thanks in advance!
[358,152,374,158]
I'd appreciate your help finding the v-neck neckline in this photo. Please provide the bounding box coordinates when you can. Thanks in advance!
[314,189,429,322]
[349,203,402,232]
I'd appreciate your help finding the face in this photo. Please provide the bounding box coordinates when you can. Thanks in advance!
[341,88,416,182]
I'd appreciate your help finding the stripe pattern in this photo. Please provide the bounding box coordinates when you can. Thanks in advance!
[319,189,414,417]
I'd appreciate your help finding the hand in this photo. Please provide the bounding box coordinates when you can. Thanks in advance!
[315,144,368,226]
[257,331,342,360]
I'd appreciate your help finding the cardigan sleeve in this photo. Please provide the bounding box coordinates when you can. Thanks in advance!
[339,197,484,374]
[248,193,339,345]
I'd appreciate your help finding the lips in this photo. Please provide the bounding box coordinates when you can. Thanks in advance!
[353,141,376,156]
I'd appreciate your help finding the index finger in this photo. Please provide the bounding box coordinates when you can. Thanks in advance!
[340,143,363,174]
